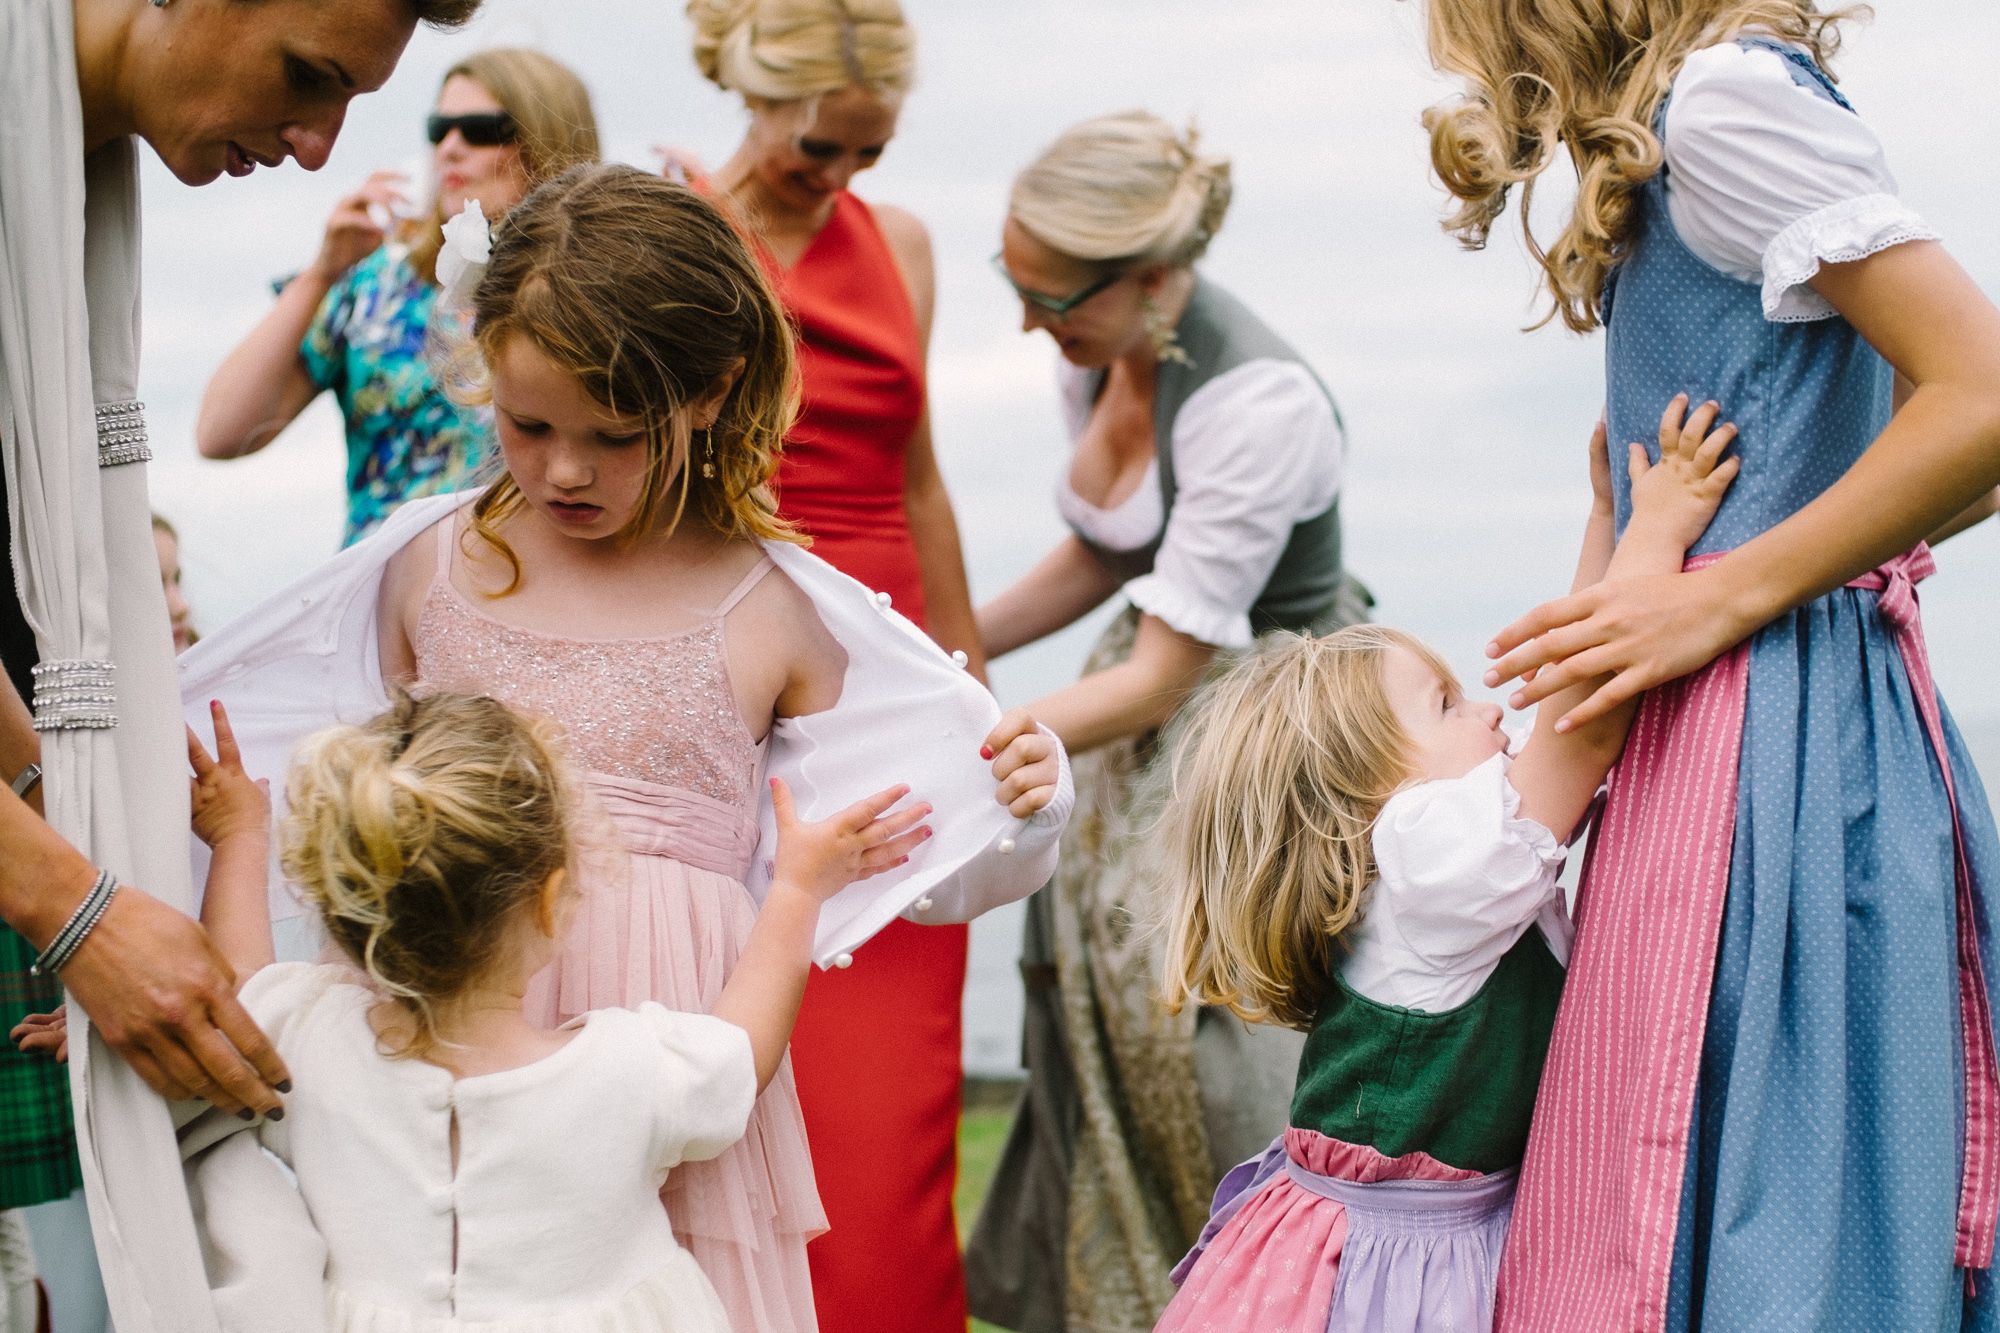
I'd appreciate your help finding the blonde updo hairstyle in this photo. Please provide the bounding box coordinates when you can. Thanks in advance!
[281,691,574,1058]
[1009,111,1233,273]
[1155,625,1458,1030]
[1421,0,1863,333]
[403,48,602,285]
[688,0,915,103]
[461,164,802,594]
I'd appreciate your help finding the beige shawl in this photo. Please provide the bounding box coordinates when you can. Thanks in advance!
[0,1,222,1327]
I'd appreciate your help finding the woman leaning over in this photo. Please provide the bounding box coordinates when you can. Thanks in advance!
[685,4,987,1328]
[966,110,1368,1333]
[196,48,598,545]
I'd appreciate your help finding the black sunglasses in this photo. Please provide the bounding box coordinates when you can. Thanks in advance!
[426,111,518,148]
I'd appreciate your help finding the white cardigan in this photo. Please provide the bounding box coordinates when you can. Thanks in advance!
[178,491,1071,969]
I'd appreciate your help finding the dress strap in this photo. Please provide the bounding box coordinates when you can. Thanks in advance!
[715,555,776,617]
[432,513,456,579]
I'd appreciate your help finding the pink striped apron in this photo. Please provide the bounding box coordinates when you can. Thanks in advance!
[1495,545,2000,1331]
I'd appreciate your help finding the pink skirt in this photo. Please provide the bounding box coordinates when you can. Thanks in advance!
[525,775,825,1333]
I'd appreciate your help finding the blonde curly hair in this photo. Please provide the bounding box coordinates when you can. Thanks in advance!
[1421,0,1865,333]
[281,691,575,1059]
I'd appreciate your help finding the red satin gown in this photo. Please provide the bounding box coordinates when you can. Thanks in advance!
[763,190,970,1332]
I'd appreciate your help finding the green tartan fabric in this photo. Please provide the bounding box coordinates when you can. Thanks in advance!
[0,924,79,1208]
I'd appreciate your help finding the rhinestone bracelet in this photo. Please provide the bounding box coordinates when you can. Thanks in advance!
[30,869,117,976]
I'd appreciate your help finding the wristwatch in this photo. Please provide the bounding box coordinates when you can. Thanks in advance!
[9,762,41,800]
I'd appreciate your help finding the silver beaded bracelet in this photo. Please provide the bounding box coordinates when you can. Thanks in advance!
[30,869,117,977]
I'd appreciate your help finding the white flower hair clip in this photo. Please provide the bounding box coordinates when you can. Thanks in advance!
[436,199,493,310]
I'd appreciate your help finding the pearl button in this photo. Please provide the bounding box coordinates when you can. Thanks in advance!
[997,836,1016,855]
[915,895,934,912]
[950,650,968,669]
[833,952,854,970]
[873,591,892,609]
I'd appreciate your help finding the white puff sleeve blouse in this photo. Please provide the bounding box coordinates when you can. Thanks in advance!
[1662,39,1939,323]
[1341,754,1571,1012]
[1056,359,1344,649]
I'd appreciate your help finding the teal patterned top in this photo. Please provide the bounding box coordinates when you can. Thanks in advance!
[300,247,494,545]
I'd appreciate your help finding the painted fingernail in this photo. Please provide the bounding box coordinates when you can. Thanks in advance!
[922,827,934,839]
[236,1108,255,1121]
[979,745,994,760]
[266,1107,285,1122]
[277,1080,293,1094]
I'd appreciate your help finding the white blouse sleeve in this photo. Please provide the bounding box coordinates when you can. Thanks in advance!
[1663,40,1938,323]
[635,1004,758,1171]
[1125,360,1343,649]
[1368,755,1566,972]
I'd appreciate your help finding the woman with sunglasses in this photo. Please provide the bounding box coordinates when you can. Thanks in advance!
[196,48,597,546]
[966,109,1367,1333]
[680,4,986,1332]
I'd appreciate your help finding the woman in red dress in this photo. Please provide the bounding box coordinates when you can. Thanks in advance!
[686,2,985,1328]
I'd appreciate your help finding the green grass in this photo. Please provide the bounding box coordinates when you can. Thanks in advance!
[958,1081,1023,1333]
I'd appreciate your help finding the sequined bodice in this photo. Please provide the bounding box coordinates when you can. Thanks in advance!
[413,578,762,811]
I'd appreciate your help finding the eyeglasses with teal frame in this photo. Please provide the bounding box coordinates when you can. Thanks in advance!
[990,253,1127,321]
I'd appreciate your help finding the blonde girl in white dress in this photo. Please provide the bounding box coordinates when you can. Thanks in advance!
[174,689,964,1332]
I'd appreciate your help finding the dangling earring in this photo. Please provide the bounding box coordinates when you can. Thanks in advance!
[700,429,717,480]
[1140,293,1189,366]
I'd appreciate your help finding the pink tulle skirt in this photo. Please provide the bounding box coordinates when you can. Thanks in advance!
[525,775,825,1333]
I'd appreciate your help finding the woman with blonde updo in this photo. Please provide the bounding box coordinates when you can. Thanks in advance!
[683,4,987,1327]
[968,110,1367,1332]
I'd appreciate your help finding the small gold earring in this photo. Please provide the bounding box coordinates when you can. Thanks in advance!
[700,429,717,480]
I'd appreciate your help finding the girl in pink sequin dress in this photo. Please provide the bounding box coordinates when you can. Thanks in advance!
[364,166,1067,1333]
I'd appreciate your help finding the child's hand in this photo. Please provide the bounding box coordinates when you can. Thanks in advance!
[188,701,270,851]
[981,710,1062,818]
[11,1007,67,1064]
[770,779,932,901]
[1588,418,1613,516]
[1626,393,1740,553]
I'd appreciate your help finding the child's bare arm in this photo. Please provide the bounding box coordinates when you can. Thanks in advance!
[1510,397,1739,839]
[190,702,276,977]
[711,781,931,1090]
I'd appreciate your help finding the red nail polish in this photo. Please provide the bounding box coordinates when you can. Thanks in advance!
[979,745,994,761]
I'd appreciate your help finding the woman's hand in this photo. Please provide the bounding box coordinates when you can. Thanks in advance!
[1481,564,1757,731]
[188,701,269,851]
[308,170,406,284]
[11,1006,66,1064]
[982,710,1063,818]
[770,780,932,902]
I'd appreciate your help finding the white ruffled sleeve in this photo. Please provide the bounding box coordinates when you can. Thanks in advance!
[1125,360,1343,648]
[1340,756,1568,1010]
[1662,40,1938,323]
[634,1004,758,1170]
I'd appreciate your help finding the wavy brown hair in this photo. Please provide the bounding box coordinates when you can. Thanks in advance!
[1155,626,1458,1030]
[460,164,803,593]
[1421,0,1864,333]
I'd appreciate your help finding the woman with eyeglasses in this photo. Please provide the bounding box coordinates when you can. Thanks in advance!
[679,2,985,1330]
[196,48,598,546]
[966,109,1367,1333]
